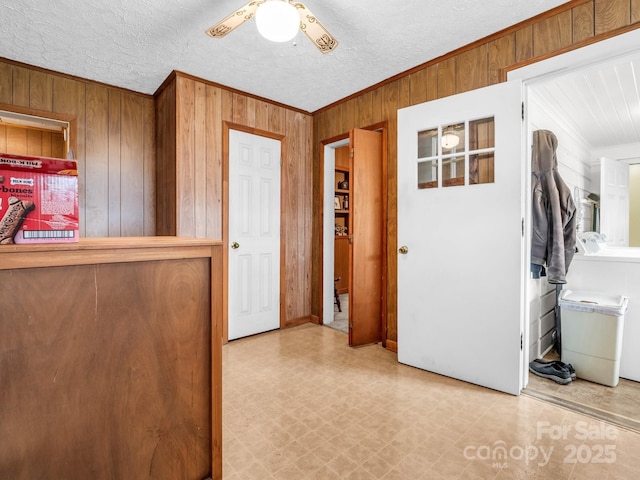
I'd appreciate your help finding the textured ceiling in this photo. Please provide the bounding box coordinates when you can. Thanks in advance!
[0,0,569,112]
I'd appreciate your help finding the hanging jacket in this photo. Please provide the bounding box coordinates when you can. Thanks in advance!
[531,130,577,284]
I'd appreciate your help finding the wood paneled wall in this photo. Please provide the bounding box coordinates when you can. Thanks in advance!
[312,0,640,347]
[0,59,155,237]
[156,72,313,328]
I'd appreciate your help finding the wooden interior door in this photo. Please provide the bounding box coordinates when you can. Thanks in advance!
[600,156,629,246]
[349,128,383,346]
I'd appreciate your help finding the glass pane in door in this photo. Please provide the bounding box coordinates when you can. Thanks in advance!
[443,155,465,187]
[418,159,438,189]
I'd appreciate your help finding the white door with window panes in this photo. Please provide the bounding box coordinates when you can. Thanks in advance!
[397,81,525,395]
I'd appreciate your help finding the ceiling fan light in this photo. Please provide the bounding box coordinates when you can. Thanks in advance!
[442,132,460,149]
[255,0,299,43]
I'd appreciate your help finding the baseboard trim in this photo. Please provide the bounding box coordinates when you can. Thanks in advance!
[310,315,321,325]
[284,316,312,329]
[386,340,398,353]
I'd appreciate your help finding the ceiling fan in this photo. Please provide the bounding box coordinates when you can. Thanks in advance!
[205,0,338,53]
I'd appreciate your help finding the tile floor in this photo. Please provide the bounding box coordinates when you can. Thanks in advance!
[222,324,640,479]
[525,351,640,432]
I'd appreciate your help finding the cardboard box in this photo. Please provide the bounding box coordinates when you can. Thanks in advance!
[0,153,78,244]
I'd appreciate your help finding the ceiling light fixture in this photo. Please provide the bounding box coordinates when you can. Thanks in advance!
[255,0,300,43]
[442,131,460,149]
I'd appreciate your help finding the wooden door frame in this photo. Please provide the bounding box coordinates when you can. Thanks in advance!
[318,121,388,347]
[222,122,286,344]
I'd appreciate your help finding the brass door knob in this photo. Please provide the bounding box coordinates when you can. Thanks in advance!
[231,241,240,249]
[399,246,409,254]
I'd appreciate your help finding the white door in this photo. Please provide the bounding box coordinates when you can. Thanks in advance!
[600,157,629,247]
[397,81,524,395]
[228,130,281,340]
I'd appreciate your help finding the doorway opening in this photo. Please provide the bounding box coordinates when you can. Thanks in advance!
[510,28,640,432]
[321,126,387,347]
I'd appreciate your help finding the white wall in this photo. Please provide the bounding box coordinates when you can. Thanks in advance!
[528,90,594,233]
[526,87,595,360]
[323,146,336,323]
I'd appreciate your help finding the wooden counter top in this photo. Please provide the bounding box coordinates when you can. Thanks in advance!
[0,236,224,479]
[0,236,223,270]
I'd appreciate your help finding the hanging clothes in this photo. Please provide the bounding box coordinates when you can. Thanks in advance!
[531,130,577,284]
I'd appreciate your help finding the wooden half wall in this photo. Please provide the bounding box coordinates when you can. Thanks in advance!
[312,0,640,349]
[0,59,155,238]
[155,72,314,330]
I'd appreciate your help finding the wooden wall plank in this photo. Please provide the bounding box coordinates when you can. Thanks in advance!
[283,110,297,322]
[357,90,374,127]
[595,0,631,34]
[12,66,30,108]
[85,84,109,237]
[194,82,207,238]
[245,96,256,128]
[456,44,489,93]
[573,1,595,43]
[409,69,428,105]
[176,77,196,237]
[533,10,573,57]
[489,34,515,85]
[426,65,438,102]
[370,88,383,125]
[120,95,144,236]
[301,114,313,318]
[232,93,247,125]
[41,131,52,157]
[0,63,12,104]
[342,98,357,132]
[381,82,399,342]
[515,25,534,63]
[282,110,312,322]
[51,132,64,158]
[0,125,6,152]
[25,129,42,156]
[633,0,640,23]
[29,71,53,112]
[397,76,411,109]
[437,58,456,98]
[154,81,176,236]
[206,85,223,239]
[221,89,234,124]
[255,98,269,131]
[268,103,285,135]
[6,125,27,154]
[142,97,155,236]
[108,90,122,236]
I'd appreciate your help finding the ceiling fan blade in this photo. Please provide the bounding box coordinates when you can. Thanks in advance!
[293,2,338,53]
[205,0,266,38]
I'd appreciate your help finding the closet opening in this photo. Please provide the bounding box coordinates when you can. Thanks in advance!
[321,125,387,347]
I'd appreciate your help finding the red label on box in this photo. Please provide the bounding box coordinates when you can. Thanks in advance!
[0,153,79,244]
